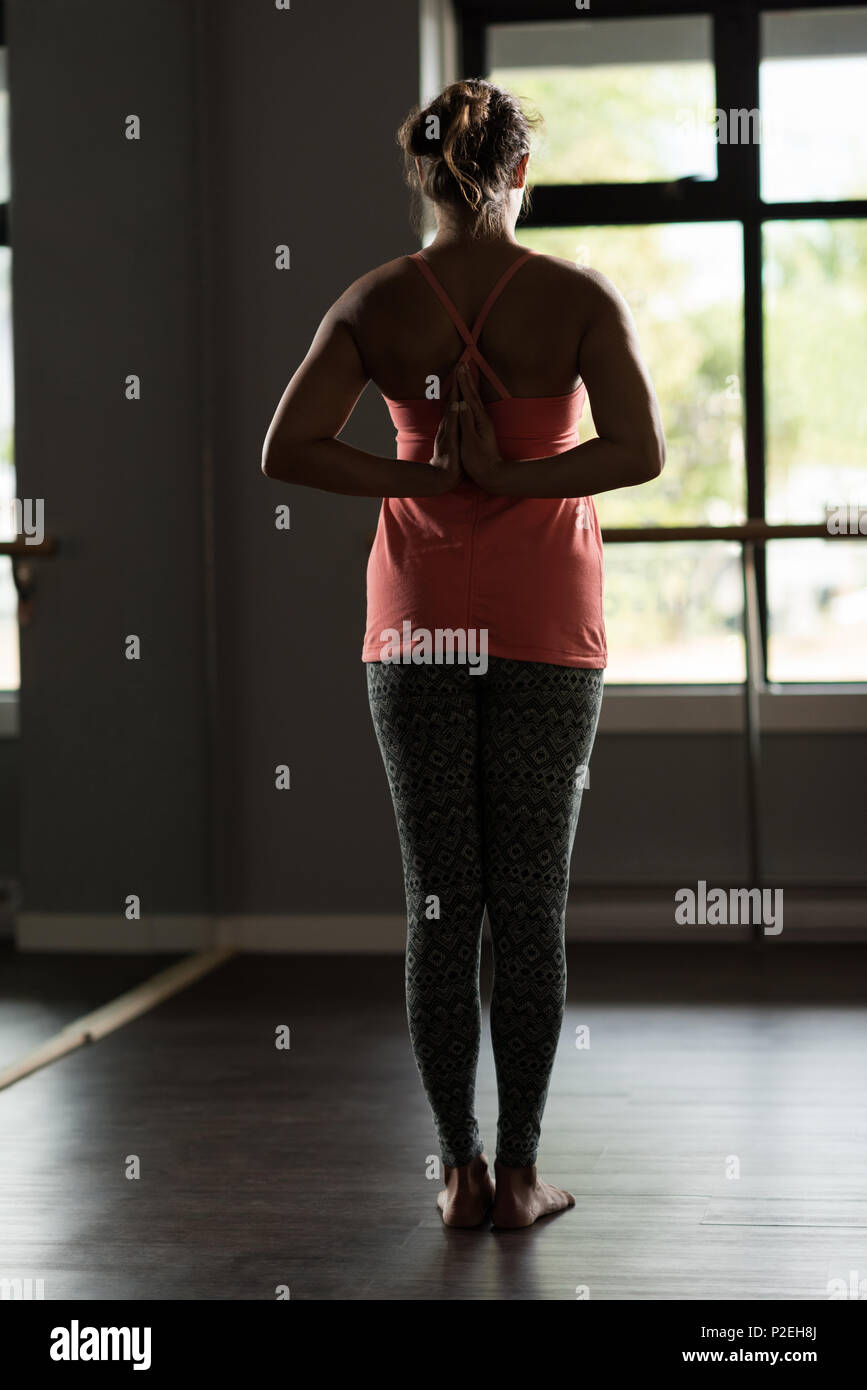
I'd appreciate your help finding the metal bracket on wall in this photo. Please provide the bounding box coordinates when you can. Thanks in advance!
[3,538,59,627]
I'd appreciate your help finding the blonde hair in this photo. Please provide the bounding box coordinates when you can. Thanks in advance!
[397,78,542,238]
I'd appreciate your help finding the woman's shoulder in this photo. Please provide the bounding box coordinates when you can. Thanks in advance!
[330,255,420,331]
[338,255,418,304]
[524,252,625,304]
[522,251,605,298]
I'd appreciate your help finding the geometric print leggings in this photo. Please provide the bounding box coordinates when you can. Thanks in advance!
[366,657,604,1169]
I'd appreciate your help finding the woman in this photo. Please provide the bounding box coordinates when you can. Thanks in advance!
[262,79,664,1229]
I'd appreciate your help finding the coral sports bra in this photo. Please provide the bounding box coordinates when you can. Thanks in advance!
[361,248,607,669]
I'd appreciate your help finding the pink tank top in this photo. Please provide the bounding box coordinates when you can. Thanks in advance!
[362,249,607,668]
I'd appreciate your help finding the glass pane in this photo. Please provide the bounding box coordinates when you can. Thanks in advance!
[517,223,745,527]
[488,15,716,185]
[768,539,867,682]
[760,8,867,202]
[603,542,745,684]
[764,220,867,525]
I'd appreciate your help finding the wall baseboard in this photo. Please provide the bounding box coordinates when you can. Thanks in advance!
[15,914,217,952]
[14,896,867,952]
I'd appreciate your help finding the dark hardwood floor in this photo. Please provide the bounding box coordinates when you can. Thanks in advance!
[1,945,866,1300]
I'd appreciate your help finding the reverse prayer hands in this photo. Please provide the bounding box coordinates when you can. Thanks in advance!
[455,361,504,490]
[427,377,464,493]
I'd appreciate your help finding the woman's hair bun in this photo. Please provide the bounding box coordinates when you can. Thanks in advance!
[397,79,542,238]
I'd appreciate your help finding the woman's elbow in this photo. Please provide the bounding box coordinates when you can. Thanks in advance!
[261,439,294,481]
[636,434,666,481]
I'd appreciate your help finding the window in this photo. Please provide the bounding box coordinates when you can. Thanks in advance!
[463,0,867,685]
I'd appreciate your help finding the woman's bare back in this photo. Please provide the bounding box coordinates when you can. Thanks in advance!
[344,248,590,405]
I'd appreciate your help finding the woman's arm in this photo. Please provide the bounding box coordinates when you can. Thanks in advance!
[459,269,666,499]
[261,300,456,497]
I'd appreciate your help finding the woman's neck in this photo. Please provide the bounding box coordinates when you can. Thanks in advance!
[426,225,521,253]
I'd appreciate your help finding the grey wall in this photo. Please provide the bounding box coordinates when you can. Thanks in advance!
[0,737,18,876]
[203,0,423,914]
[575,733,867,887]
[8,0,211,915]
[4,0,865,934]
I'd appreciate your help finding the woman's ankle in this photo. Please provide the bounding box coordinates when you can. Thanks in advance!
[494,1157,537,1181]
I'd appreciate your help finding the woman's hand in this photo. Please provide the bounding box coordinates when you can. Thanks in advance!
[456,361,503,490]
[427,381,464,493]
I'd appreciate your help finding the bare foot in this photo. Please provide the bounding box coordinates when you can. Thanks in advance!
[490,1159,575,1229]
[436,1152,495,1227]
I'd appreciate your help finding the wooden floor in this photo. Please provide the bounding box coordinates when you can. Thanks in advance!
[1,943,866,1300]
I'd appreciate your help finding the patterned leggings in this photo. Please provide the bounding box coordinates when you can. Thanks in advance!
[366,656,604,1168]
